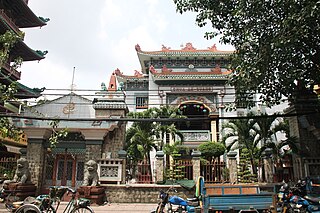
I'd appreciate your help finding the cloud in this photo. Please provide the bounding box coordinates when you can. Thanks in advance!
[99,0,122,40]
[21,60,74,90]
[111,25,158,74]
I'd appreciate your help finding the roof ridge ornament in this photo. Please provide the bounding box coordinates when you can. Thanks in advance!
[182,42,196,51]
[149,65,156,74]
[134,70,143,77]
[135,44,141,52]
[38,16,50,23]
[208,44,217,51]
[35,50,48,56]
[114,68,124,77]
[161,44,171,52]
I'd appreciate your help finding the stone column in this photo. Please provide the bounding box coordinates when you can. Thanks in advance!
[118,150,127,184]
[227,151,238,184]
[23,128,51,194]
[155,151,164,184]
[211,120,217,142]
[192,151,201,182]
[85,140,103,162]
[27,138,46,194]
[263,149,274,183]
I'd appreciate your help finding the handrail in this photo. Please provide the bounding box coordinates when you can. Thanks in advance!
[1,63,21,80]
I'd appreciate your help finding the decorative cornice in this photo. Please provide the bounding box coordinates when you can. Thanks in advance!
[135,42,234,56]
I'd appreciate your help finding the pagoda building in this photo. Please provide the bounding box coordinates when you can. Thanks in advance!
[110,43,236,149]
[0,0,48,156]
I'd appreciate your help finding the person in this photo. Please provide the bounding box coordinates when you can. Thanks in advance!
[305,176,313,194]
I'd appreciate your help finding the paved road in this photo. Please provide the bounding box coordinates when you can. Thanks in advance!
[0,202,158,213]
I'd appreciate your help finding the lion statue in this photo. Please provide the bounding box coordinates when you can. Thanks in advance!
[5,157,31,184]
[83,160,99,186]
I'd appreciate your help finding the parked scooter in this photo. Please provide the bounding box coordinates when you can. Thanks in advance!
[277,178,320,213]
[151,186,199,213]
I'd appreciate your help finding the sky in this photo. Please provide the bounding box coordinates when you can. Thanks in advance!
[20,0,234,98]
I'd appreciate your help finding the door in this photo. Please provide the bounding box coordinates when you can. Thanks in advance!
[44,152,85,189]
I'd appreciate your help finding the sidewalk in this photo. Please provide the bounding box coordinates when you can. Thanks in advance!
[86,203,157,213]
[0,202,158,213]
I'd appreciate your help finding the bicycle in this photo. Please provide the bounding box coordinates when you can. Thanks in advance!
[35,186,94,213]
[1,187,40,213]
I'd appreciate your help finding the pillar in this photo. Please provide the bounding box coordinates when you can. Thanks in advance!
[227,151,238,184]
[155,151,164,183]
[263,149,274,183]
[211,120,217,142]
[26,138,46,194]
[192,151,201,182]
[85,140,103,162]
[118,150,127,184]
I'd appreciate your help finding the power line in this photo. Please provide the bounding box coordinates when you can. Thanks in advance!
[1,110,318,122]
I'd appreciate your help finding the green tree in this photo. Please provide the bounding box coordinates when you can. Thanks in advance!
[174,0,320,107]
[152,106,185,150]
[126,110,158,180]
[198,141,226,162]
[0,31,23,142]
[221,113,259,175]
[0,30,66,148]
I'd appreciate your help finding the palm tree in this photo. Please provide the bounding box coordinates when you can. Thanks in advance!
[252,113,290,180]
[126,106,186,181]
[149,106,185,150]
[125,123,158,182]
[221,114,259,175]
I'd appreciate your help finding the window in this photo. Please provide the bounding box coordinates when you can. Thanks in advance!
[136,97,148,109]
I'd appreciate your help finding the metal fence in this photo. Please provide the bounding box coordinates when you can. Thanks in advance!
[169,159,193,180]
[127,160,154,184]
[0,157,17,179]
[200,161,227,184]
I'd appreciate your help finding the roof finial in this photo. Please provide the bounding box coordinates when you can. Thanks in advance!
[108,72,117,92]
[135,44,141,52]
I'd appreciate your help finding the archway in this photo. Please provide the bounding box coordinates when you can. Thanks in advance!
[177,101,210,130]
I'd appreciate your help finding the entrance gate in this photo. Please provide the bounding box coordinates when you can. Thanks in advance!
[44,148,85,191]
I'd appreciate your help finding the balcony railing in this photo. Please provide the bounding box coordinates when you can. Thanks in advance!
[178,130,211,142]
[176,130,211,148]
[1,63,21,80]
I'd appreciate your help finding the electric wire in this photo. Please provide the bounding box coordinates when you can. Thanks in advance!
[1,110,318,122]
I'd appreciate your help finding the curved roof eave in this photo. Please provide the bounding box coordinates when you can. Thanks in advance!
[10,0,47,28]
[11,40,46,61]
[14,81,43,99]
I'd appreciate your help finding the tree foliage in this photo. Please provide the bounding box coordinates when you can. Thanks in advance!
[0,31,22,142]
[222,112,292,175]
[174,0,320,107]
[0,30,66,148]
[198,141,226,162]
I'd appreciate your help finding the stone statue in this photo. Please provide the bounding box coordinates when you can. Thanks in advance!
[5,157,31,184]
[83,160,99,186]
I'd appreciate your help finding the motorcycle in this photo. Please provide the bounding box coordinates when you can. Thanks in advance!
[277,179,320,213]
[277,182,293,212]
[151,186,199,213]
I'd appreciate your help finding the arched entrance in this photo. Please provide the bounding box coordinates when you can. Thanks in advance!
[177,101,210,130]
[44,132,86,191]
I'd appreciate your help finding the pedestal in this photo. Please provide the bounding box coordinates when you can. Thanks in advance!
[77,186,106,205]
[3,182,36,201]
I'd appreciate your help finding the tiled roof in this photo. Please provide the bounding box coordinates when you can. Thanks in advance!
[135,43,234,57]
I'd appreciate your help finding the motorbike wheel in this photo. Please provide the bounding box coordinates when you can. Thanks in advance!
[156,205,165,213]
[286,206,307,213]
